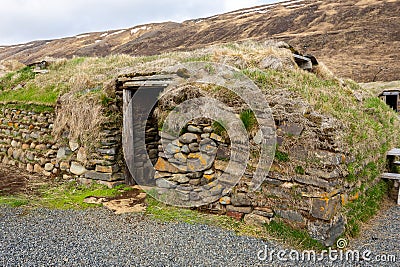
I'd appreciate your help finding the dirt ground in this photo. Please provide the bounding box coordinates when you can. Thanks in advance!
[0,164,47,197]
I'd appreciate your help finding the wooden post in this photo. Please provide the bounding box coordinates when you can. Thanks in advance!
[122,89,135,185]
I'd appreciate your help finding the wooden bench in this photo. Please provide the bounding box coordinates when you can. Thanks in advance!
[381,172,400,205]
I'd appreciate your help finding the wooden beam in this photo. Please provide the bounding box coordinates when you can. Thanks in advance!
[381,172,400,180]
[122,89,135,185]
[387,148,400,156]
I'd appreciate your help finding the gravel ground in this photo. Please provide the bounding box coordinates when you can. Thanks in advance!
[0,205,399,267]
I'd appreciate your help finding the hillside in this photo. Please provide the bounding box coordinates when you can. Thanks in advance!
[0,0,399,82]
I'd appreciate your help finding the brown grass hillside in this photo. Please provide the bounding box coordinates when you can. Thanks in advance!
[0,0,399,82]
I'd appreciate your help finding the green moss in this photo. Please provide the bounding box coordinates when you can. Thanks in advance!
[275,150,289,162]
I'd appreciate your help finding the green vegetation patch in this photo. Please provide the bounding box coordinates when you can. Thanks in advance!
[0,66,35,91]
[344,180,388,237]
[0,103,55,113]
[265,220,326,251]
[240,109,257,132]
[0,182,127,210]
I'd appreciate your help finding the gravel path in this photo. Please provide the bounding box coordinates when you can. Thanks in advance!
[0,205,399,267]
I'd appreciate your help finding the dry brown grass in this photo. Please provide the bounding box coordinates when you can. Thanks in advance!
[53,93,106,147]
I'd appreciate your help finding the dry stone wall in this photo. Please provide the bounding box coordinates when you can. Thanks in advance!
[0,105,125,188]
[117,73,353,247]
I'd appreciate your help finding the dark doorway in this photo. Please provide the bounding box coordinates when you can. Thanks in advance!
[386,95,398,112]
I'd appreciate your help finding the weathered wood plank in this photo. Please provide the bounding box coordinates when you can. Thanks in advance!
[123,80,173,88]
[397,186,400,205]
[387,148,400,156]
[122,89,135,185]
[398,186,400,205]
[381,172,400,180]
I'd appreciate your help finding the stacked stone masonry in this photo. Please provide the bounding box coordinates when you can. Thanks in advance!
[0,106,125,188]
[117,73,355,247]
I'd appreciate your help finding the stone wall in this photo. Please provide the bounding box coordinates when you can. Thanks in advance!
[0,105,125,188]
[117,73,353,247]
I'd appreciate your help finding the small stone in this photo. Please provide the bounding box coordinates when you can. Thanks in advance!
[187,172,203,179]
[11,140,18,148]
[174,152,187,163]
[70,162,87,176]
[97,147,117,155]
[95,165,119,173]
[171,174,190,184]
[43,170,52,177]
[35,144,47,150]
[210,133,223,142]
[275,209,304,223]
[57,147,67,159]
[203,126,213,133]
[76,147,87,163]
[26,163,33,173]
[181,145,190,154]
[30,143,36,149]
[244,213,270,226]
[12,149,21,160]
[187,125,202,133]
[44,163,54,171]
[219,196,231,205]
[164,143,180,156]
[226,205,252,214]
[201,133,210,139]
[187,153,214,171]
[280,123,304,136]
[156,179,177,189]
[231,193,251,206]
[188,143,200,152]
[216,146,230,160]
[63,174,73,180]
[311,195,341,221]
[33,164,43,173]
[22,144,30,150]
[171,139,182,147]
[200,138,217,155]
[7,147,13,157]
[189,179,201,186]
[179,133,198,144]
[69,141,79,152]
[203,173,215,181]
[253,130,263,145]
[154,171,172,179]
[60,162,70,171]
[204,169,214,175]
[254,207,274,218]
[154,158,181,173]
[226,211,244,221]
